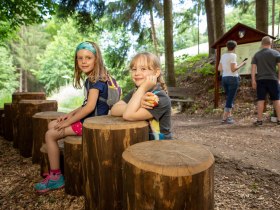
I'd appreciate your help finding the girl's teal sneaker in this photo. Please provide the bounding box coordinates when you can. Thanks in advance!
[34,174,64,193]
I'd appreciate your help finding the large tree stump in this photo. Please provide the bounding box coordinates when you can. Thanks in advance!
[18,100,57,158]
[32,111,65,164]
[4,103,13,141]
[64,136,83,196]
[11,92,46,148]
[40,140,64,177]
[0,108,4,136]
[122,140,215,210]
[82,115,149,210]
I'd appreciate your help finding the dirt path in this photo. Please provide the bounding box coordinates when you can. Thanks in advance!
[172,113,280,174]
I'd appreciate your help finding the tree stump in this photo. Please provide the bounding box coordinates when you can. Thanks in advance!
[82,115,149,210]
[122,140,215,210]
[11,92,46,148]
[32,111,65,164]
[64,136,83,196]
[18,100,57,158]
[40,140,65,177]
[0,108,4,136]
[4,103,13,141]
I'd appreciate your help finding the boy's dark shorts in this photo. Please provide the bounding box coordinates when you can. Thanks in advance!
[256,79,280,100]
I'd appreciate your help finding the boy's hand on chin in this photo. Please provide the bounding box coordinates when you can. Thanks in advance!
[141,75,157,91]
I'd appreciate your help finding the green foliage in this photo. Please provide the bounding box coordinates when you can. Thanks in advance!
[35,18,97,95]
[0,46,18,95]
[174,53,214,76]
[0,93,12,109]
[0,0,56,42]
[59,95,84,110]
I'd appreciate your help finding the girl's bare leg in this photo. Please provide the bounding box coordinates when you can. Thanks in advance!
[45,122,76,170]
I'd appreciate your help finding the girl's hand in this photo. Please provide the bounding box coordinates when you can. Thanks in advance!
[57,114,68,122]
[141,75,158,91]
[54,120,70,131]
[141,92,159,109]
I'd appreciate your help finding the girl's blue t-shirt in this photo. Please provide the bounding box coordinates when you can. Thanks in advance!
[81,79,109,122]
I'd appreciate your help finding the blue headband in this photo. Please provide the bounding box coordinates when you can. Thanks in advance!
[76,42,96,55]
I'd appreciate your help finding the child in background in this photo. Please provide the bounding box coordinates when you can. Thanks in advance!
[111,52,172,140]
[34,41,109,193]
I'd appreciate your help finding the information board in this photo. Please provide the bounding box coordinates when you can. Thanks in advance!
[221,41,262,75]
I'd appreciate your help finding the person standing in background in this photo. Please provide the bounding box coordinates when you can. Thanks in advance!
[251,36,280,126]
[218,40,247,124]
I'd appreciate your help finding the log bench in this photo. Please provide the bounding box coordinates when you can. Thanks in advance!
[11,92,46,148]
[82,115,149,210]
[167,87,194,112]
[18,100,57,157]
[0,108,4,136]
[122,140,215,210]
[32,111,65,164]
[64,136,83,196]
[4,103,13,141]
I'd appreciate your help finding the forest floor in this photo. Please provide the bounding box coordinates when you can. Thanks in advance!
[0,74,280,209]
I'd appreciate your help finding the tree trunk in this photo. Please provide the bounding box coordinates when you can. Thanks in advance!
[272,0,275,36]
[214,0,225,40]
[164,0,176,86]
[32,111,65,164]
[64,136,83,196]
[256,0,268,33]
[4,103,13,141]
[122,140,215,210]
[0,108,4,136]
[150,8,159,56]
[18,100,57,157]
[11,92,46,148]
[205,0,216,56]
[82,116,149,210]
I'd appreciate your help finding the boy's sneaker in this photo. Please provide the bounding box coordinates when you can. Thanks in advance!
[254,120,263,126]
[34,174,64,193]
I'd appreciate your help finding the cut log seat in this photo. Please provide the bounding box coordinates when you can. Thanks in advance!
[64,136,83,196]
[122,140,215,210]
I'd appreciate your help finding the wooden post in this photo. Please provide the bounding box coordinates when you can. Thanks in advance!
[0,108,4,136]
[122,140,215,210]
[64,136,83,196]
[11,92,46,148]
[18,100,57,158]
[82,115,149,210]
[4,103,13,141]
[32,111,65,164]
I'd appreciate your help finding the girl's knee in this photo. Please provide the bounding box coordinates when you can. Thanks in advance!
[48,120,58,129]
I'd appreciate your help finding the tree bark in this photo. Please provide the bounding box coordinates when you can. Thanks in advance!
[32,111,65,164]
[0,108,4,136]
[18,100,57,157]
[205,0,216,56]
[82,115,149,210]
[122,140,215,210]
[256,0,268,33]
[164,0,176,86]
[150,8,159,56]
[214,0,225,40]
[64,136,83,196]
[4,103,13,141]
[11,92,46,148]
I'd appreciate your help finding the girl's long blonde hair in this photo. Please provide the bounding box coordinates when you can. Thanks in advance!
[73,41,107,88]
[129,52,168,93]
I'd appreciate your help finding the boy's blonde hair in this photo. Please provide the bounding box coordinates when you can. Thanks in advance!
[74,41,107,88]
[129,52,168,93]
